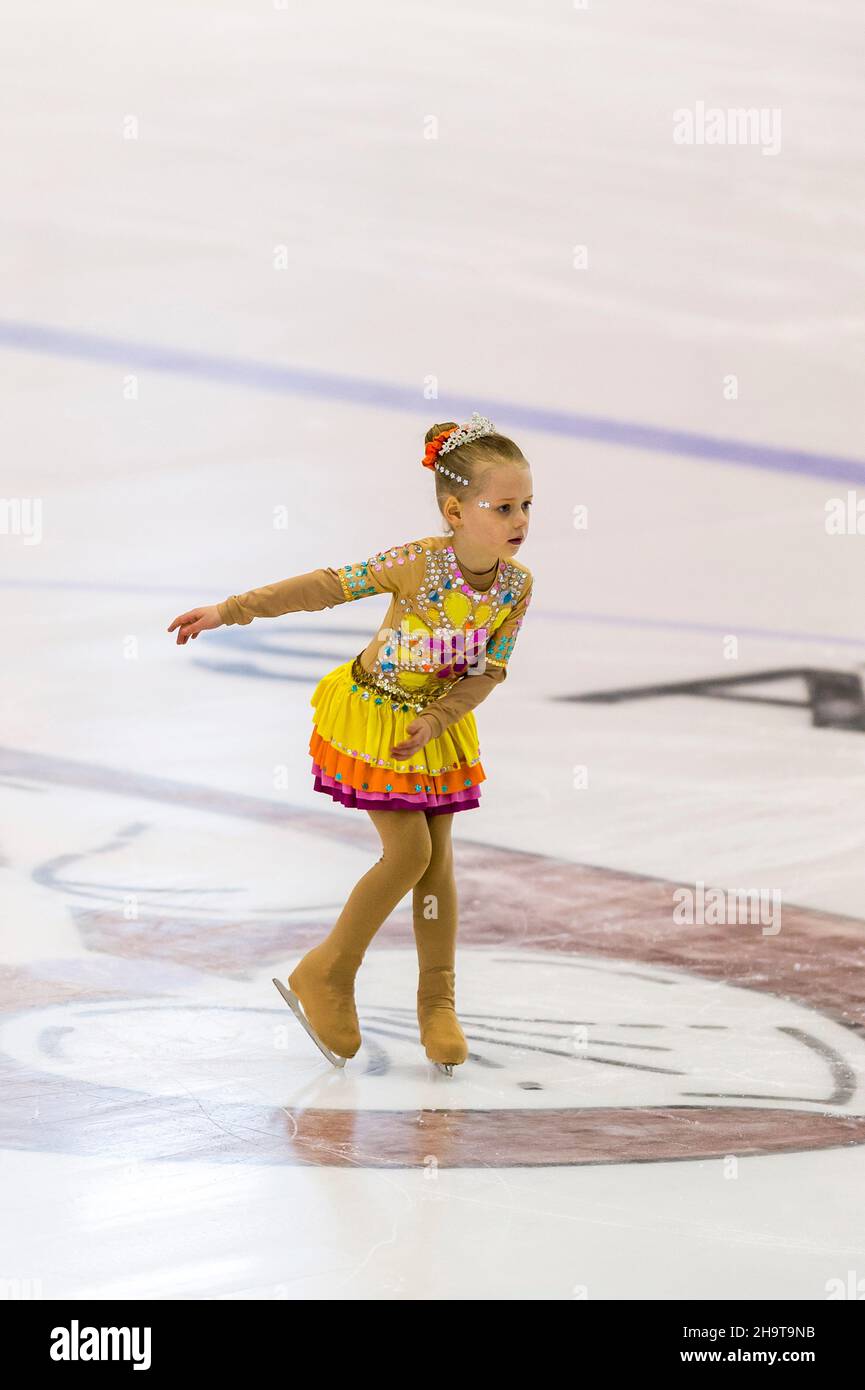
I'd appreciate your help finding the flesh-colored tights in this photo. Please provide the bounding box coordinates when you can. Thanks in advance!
[287,809,465,1061]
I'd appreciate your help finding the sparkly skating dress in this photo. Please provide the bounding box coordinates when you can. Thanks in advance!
[217,533,533,814]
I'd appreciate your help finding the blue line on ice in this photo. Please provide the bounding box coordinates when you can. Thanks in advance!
[0,577,863,652]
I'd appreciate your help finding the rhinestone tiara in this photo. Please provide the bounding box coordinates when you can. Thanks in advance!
[438,412,496,456]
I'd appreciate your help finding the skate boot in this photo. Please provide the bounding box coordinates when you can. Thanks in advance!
[273,942,363,1066]
[417,966,468,1074]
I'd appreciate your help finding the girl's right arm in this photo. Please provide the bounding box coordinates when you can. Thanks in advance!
[216,565,359,627]
[166,603,223,645]
[167,542,416,645]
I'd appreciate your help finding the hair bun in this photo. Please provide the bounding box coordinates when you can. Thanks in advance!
[421,422,459,471]
[424,422,458,447]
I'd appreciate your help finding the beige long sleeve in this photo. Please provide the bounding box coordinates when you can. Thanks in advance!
[420,664,508,739]
[218,568,354,625]
[422,573,534,738]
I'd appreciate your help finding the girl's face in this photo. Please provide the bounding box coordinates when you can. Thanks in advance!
[456,462,533,559]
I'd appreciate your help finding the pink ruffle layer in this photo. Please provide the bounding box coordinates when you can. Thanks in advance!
[311,759,480,814]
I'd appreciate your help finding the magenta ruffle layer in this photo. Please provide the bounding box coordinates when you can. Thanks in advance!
[311,759,481,815]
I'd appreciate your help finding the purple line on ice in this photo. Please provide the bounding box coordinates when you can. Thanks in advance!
[2,318,865,483]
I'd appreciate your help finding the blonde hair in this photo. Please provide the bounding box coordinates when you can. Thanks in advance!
[423,421,528,519]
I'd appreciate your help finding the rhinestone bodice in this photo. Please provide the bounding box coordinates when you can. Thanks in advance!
[347,537,531,706]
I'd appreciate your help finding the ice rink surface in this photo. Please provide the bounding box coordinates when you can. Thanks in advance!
[2,0,865,1299]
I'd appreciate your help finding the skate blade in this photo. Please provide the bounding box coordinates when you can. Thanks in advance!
[272,978,347,1068]
[435,1062,455,1076]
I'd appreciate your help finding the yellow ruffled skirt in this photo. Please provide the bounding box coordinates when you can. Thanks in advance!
[309,654,485,814]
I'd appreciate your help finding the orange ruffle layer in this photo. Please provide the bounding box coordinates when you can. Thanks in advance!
[309,727,485,796]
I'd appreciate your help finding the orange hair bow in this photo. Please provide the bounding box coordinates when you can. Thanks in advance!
[421,427,459,471]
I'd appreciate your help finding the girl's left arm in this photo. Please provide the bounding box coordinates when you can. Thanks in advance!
[420,574,534,740]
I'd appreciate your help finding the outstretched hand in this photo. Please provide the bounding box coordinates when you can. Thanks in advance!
[391,715,437,760]
[167,604,223,645]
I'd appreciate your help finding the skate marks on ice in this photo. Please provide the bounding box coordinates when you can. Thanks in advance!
[1,743,865,1168]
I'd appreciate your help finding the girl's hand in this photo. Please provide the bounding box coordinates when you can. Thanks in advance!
[391,715,437,760]
[167,604,223,645]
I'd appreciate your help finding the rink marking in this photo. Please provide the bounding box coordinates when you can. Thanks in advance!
[3,745,865,1165]
[2,317,865,483]
[2,576,865,653]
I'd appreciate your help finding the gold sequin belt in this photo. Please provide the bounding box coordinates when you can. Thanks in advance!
[350,655,460,712]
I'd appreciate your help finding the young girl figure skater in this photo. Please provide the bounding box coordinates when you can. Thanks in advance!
[167,413,533,1074]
